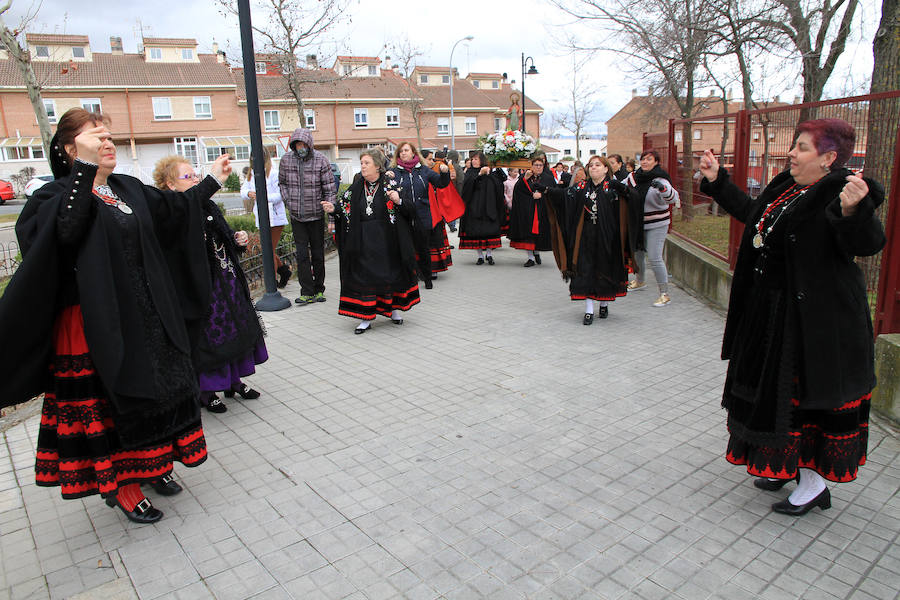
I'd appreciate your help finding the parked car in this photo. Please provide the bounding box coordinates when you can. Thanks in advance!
[24,175,54,200]
[0,179,13,204]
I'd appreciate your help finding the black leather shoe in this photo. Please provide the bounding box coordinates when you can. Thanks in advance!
[148,474,183,496]
[476,258,484,265]
[754,475,799,491]
[276,265,291,289]
[583,313,593,325]
[534,253,542,265]
[424,280,433,289]
[206,397,227,413]
[354,326,368,334]
[224,383,260,400]
[106,495,163,524]
[523,259,536,268]
[391,318,403,325]
[486,256,494,265]
[599,306,609,319]
[772,488,831,516]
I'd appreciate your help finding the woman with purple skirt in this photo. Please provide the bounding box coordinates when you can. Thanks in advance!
[154,157,268,414]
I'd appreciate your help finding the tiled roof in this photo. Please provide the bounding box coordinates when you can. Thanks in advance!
[476,86,543,112]
[0,53,235,88]
[335,56,380,63]
[143,37,198,47]
[238,69,410,102]
[413,65,455,72]
[25,34,90,44]
[466,73,502,78]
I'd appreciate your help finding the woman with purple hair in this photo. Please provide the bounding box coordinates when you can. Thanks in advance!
[698,118,885,516]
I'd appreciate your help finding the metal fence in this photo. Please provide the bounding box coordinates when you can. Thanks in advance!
[0,240,19,278]
[648,91,900,336]
[238,222,336,293]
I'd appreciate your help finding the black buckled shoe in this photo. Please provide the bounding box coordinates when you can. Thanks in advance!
[106,496,163,524]
[753,475,799,491]
[583,313,594,325]
[476,258,485,265]
[523,259,536,268]
[598,306,609,319]
[391,318,404,325]
[534,253,542,265]
[772,488,831,516]
[486,256,494,265]
[149,474,183,496]
[224,383,260,400]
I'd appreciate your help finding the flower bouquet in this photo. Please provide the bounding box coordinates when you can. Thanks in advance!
[478,130,539,167]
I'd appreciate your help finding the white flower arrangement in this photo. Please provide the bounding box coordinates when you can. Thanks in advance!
[478,130,538,161]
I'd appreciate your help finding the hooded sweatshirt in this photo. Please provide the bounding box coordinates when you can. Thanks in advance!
[278,127,337,222]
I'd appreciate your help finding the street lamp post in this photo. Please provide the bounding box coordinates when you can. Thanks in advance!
[520,53,538,134]
[449,35,473,151]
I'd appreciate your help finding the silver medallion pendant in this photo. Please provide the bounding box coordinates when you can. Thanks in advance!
[752,233,763,249]
[118,202,133,215]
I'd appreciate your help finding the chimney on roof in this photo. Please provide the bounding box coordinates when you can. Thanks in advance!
[793,96,801,104]
[773,95,780,103]
[212,42,219,54]
[502,72,508,83]
[110,36,123,54]
[632,88,638,98]
[306,54,318,69]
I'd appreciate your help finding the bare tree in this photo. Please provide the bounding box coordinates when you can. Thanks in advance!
[865,0,899,206]
[389,35,426,150]
[0,0,53,159]
[758,0,860,122]
[217,0,348,123]
[552,54,601,162]
[552,0,718,220]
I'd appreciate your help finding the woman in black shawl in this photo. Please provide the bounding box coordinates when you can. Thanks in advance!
[0,108,232,524]
[458,151,507,264]
[155,156,268,415]
[323,150,420,334]
[508,156,552,267]
[546,156,630,324]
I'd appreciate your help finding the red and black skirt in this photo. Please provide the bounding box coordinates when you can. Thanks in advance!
[34,306,208,499]
[458,234,502,250]
[429,225,453,273]
[338,283,421,321]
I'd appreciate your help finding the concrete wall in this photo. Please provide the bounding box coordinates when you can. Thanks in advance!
[664,235,899,426]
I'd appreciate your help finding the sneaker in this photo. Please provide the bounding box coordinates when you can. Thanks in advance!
[206,397,227,413]
[315,292,326,303]
[653,293,671,307]
[295,295,315,305]
[628,281,646,291]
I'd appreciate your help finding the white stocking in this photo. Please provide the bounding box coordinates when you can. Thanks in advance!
[788,468,826,505]
[527,250,535,260]
[477,249,484,259]
[391,309,401,320]
[356,320,370,331]
[485,248,493,258]
[584,299,595,314]
[599,301,609,308]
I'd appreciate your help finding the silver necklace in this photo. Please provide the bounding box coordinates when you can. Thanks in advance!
[213,239,235,276]
[364,180,379,215]
[93,184,133,215]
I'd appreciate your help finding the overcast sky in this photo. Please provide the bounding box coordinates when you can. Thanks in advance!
[5,0,880,134]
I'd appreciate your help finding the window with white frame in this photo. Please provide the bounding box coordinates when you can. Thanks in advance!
[43,99,57,124]
[437,118,449,136]
[343,65,352,75]
[174,137,199,165]
[182,48,193,60]
[472,80,480,88]
[494,117,502,131]
[152,97,172,120]
[386,108,399,127]
[465,117,477,135]
[35,46,49,57]
[149,48,162,60]
[693,129,702,140]
[564,148,572,155]
[752,131,760,141]
[674,131,683,143]
[205,145,250,162]
[491,80,499,89]
[419,74,427,84]
[589,149,597,155]
[1,146,45,161]
[368,65,377,76]
[193,96,212,118]
[81,98,101,113]
[442,75,449,84]
[255,61,267,74]
[304,109,316,129]
[72,47,85,59]
[354,108,368,127]
[263,110,280,130]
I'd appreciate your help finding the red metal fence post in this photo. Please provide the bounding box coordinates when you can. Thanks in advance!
[874,125,900,336]
[728,110,751,269]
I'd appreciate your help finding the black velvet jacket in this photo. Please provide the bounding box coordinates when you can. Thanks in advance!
[0,160,217,413]
[701,167,885,410]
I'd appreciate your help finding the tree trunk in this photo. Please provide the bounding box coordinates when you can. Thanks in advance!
[681,120,694,221]
[866,0,899,214]
[0,23,53,160]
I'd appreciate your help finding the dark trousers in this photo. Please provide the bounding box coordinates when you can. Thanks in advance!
[291,217,326,296]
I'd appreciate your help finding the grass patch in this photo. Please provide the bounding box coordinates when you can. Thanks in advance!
[0,214,19,224]
[670,212,731,257]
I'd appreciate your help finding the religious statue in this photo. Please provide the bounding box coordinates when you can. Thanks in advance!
[506,93,522,131]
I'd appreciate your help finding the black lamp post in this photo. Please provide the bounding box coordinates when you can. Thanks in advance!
[520,53,538,133]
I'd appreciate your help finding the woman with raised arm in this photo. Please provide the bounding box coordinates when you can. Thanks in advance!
[0,108,232,524]
[698,118,885,516]
[458,151,507,265]
[545,156,629,324]
[155,156,267,416]
[323,150,420,334]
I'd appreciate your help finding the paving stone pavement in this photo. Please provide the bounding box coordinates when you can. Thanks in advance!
[2,235,899,600]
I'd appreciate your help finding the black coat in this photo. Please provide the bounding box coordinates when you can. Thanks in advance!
[508,175,551,251]
[459,167,507,239]
[701,167,885,410]
[0,160,215,414]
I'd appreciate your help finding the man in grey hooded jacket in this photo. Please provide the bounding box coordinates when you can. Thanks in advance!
[279,127,337,304]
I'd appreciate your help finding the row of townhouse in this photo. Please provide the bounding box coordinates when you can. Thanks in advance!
[0,34,548,183]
